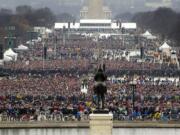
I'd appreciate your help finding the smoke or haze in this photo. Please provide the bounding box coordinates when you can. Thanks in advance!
[0,0,180,16]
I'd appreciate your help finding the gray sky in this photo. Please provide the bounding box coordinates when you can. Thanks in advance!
[0,0,180,15]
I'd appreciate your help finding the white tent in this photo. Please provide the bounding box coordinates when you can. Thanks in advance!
[159,42,172,50]
[159,42,172,56]
[3,55,13,62]
[142,31,156,39]
[142,31,152,37]
[4,48,18,61]
[16,44,29,51]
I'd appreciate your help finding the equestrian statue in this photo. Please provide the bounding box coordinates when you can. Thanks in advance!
[93,64,107,110]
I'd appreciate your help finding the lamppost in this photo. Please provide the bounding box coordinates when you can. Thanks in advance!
[130,80,136,113]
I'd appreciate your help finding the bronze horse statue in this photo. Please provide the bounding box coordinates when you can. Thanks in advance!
[94,64,107,109]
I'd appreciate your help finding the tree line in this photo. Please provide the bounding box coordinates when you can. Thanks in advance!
[0,5,56,39]
[132,8,180,45]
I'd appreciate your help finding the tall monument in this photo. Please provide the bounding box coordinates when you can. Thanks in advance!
[80,0,111,19]
[88,0,104,19]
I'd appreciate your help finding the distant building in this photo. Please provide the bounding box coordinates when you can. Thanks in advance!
[54,0,136,33]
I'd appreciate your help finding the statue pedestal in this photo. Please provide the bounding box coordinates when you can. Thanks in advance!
[89,113,113,135]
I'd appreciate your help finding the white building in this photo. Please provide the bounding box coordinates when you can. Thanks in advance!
[54,0,136,33]
[54,20,136,33]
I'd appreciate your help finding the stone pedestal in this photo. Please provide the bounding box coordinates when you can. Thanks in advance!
[89,113,113,135]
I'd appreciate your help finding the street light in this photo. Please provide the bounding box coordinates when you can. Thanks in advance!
[130,80,137,112]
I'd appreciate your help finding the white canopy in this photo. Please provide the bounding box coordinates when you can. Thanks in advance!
[4,48,18,61]
[142,31,156,39]
[16,44,29,51]
[159,42,172,50]
[3,55,13,62]
[142,31,152,37]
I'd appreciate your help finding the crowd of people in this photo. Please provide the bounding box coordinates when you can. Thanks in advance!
[0,34,180,122]
[3,38,177,72]
[0,73,180,122]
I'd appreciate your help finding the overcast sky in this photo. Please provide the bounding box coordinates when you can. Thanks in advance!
[0,0,180,15]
